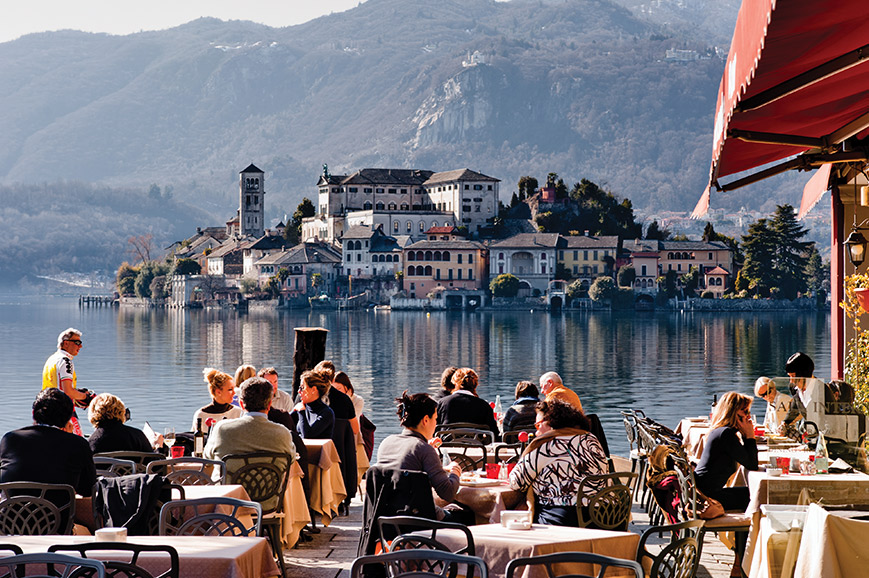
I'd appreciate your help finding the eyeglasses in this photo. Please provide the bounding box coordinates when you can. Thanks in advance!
[67,339,82,346]
[534,420,547,430]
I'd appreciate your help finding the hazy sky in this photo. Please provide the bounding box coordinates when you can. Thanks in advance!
[1,0,366,43]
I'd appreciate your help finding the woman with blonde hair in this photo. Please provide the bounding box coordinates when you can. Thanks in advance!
[88,393,154,454]
[192,368,242,431]
[694,391,758,510]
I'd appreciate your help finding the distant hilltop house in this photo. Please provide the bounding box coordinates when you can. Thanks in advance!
[302,165,499,244]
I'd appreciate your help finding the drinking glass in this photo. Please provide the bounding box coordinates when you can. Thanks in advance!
[164,427,176,449]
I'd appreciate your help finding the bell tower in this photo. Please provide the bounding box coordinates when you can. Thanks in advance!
[239,163,265,238]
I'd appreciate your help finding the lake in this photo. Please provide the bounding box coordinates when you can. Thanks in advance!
[0,295,831,457]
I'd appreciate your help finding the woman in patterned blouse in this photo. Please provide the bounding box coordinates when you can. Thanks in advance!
[508,399,607,526]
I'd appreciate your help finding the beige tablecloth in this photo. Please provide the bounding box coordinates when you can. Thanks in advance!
[745,516,803,578]
[431,523,640,578]
[676,418,711,460]
[305,439,347,525]
[794,504,869,578]
[747,471,869,515]
[435,481,524,524]
[3,535,279,578]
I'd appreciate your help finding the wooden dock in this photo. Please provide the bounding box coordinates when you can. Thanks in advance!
[78,295,115,307]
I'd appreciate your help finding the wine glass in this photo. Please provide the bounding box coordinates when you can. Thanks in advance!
[164,427,176,449]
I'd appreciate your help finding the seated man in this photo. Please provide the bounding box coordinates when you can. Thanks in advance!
[754,376,792,435]
[204,377,295,476]
[0,388,96,496]
[539,371,583,413]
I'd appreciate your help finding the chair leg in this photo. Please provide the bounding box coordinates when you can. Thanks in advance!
[267,522,288,577]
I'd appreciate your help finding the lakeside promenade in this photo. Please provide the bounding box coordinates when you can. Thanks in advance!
[287,494,736,578]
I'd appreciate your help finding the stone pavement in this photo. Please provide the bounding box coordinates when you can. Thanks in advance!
[283,495,738,578]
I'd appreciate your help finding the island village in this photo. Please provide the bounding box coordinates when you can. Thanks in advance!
[121,162,763,312]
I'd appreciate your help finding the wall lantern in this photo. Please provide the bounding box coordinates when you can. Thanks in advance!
[845,227,869,267]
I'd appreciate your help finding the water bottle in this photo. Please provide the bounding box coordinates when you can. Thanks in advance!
[442,450,451,468]
[499,461,509,481]
[814,430,829,473]
[709,393,717,420]
[494,395,502,420]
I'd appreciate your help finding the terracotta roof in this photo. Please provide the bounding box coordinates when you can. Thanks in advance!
[706,266,730,275]
[491,233,560,248]
[661,240,730,251]
[425,226,458,234]
[424,168,499,185]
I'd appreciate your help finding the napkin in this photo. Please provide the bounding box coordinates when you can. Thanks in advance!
[828,458,854,473]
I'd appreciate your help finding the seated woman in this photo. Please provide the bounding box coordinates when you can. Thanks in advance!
[509,399,607,527]
[192,368,242,431]
[88,393,156,454]
[502,380,539,433]
[376,391,472,524]
[293,369,335,439]
[694,391,758,511]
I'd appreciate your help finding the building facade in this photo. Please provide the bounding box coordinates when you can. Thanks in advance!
[341,225,404,279]
[239,164,265,238]
[489,233,560,294]
[403,239,488,298]
[558,235,619,280]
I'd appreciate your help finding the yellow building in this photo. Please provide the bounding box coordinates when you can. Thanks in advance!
[403,239,488,299]
[558,235,619,279]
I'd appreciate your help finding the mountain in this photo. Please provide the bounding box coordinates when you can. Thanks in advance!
[1,0,800,280]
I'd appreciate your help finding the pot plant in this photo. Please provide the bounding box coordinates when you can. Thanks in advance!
[843,274,869,418]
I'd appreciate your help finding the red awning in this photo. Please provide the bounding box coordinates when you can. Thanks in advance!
[797,163,832,221]
[694,0,869,216]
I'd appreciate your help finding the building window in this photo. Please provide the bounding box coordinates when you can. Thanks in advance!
[389,188,396,194]
[541,263,547,274]
[641,265,647,276]
[448,269,452,280]
[364,187,372,193]
[593,250,598,260]
[709,252,713,260]
[407,221,412,232]
[584,250,589,260]
[593,265,598,274]
[363,202,372,210]
[540,253,546,261]
[457,254,462,264]
[349,187,358,192]
[474,184,483,190]
[376,202,385,210]
[465,185,469,190]
[573,250,578,260]
[498,264,504,274]
[559,250,564,259]
[393,221,399,232]
[457,269,462,280]
[419,222,425,232]
[376,188,384,193]
[357,254,361,262]
[468,254,473,264]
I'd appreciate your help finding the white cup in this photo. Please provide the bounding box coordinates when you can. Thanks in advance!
[95,527,127,542]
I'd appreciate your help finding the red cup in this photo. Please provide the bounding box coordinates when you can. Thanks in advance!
[485,463,500,479]
[778,457,790,474]
[170,445,185,458]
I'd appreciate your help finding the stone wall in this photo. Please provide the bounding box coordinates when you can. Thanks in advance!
[670,297,821,311]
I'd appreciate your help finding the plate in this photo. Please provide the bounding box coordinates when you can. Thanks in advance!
[460,478,503,488]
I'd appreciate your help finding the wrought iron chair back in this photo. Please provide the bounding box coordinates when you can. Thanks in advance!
[0,482,76,536]
[146,458,226,485]
[493,443,523,465]
[49,542,179,578]
[378,515,475,556]
[505,551,643,578]
[437,428,494,446]
[636,519,705,578]
[0,552,106,578]
[439,440,486,472]
[94,458,138,478]
[93,452,163,474]
[351,549,488,578]
[158,497,262,537]
[576,472,636,531]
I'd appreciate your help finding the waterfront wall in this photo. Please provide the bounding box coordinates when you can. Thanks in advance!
[670,297,821,311]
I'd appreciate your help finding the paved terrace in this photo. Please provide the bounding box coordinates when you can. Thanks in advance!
[285,494,736,578]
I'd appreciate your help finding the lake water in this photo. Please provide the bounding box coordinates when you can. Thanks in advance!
[0,296,831,457]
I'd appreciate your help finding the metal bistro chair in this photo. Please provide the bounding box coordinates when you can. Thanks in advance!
[493,443,523,465]
[0,482,76,535]
[0,544,23,556]
[351,550,488,578]
[159,497,262,537]
[49,543,179,578]
[438,428,495,446]
[636,519,705,578]
[93,452,163,474]
[94,457,139,478]
[0,552,106,578]
[378,515,475,556]
[224,452,292,578]
[439,440,487,473]
[505,552,643,578]
[576,472,637,532]
[146,457,226,485]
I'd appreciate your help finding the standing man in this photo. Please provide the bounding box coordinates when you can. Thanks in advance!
[42,328,91,436]
[539,371,583,413]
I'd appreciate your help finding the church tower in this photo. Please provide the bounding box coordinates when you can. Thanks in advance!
[239,163,265,238]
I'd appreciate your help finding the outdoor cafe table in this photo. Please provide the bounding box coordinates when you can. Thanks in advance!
[793,503,869,578]
[304,438,347,525]
[428,523,640,578]
[2,534,280,578]
[435,478,525,525]
[675,417,711,460]
[746,470,869,515]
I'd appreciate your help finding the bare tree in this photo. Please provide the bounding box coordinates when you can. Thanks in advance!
[127,234,154,264]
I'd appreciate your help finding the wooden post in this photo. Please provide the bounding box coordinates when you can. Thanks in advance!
[292,327,329,399]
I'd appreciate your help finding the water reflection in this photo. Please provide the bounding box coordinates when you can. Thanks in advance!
[0,297,830,456]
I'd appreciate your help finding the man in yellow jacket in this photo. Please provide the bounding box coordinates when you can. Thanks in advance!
[42,328,90,435]
[539,371,583,413]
